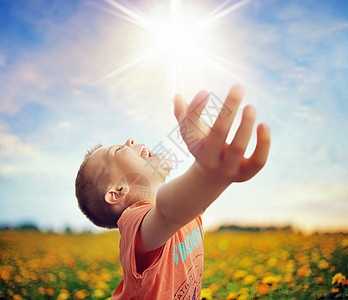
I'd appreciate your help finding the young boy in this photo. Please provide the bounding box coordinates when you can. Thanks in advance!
[75,85,271,299]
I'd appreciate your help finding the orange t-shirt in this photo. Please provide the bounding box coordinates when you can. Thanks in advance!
[111,201,204,300]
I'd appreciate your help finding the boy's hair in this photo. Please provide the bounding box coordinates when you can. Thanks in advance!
[75,145,121,229]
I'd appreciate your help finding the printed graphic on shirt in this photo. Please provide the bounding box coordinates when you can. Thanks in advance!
[172,225,204,264]
[173,254,203,300]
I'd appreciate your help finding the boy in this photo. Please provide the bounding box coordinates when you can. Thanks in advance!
[75,85,271,299]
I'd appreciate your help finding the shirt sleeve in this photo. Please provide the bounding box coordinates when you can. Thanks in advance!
[117,201,164,282]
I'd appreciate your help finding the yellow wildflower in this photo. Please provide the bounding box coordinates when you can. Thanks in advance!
[267,257,278,267]
[96,280,108,290]
[100,271,112,282]
[233,270,248,280]
[94,289,105,298]
[332,273,346,285]
[38,287,45,295]
[200,288,212,299]
[296,265,312,277]
[242,275,256,285]
[318,259,329,270]
[57,293,69,300]
[341,238,348,248]
[75,290,88,300]
[226,291,238,299]
[262,275,281,284]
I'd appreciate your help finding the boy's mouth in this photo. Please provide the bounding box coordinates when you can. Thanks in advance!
[139,144,152,158]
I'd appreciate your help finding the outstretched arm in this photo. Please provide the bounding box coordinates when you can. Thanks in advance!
[139,85,271,252]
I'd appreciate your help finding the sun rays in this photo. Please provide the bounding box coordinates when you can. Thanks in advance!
[95,0,254,96]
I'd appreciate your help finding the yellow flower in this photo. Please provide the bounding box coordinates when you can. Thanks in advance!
[233,270,248,280]
[262,275,281,284]
[94,289,105,298]
[311,249,320,263]
[296,265,312,277]
[285,260,295,274]
[226,291,238,299]
[242,275,256,285]
[0,269,10,281]
[100,271,112,282]
[318,259,329,270]
[58,271,67,280]
[341,238,348,248]
[13,295,22,300]
[38,287,45,295]
[200,288,212,299]
[295,252,308,264]
[57,289,70,300]
[75,290,88,300]
[48,273,57,282]
[96,280,108,290]
[331,287,339,294]
[77,270,89,282]
[57,293,69,300]
[283,273,293,283]
[267,257,278,267]
[280,250,290,261]
[332,273,346,285]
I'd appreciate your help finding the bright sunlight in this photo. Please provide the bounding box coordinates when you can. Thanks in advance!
[98,0,252,95]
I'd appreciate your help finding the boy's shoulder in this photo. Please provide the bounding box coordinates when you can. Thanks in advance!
[117,200,153,229]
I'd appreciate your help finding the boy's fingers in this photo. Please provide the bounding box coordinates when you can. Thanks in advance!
[224,105,256,166]
[203,85,244,159]
[186,90,210,122]
[173,94,188,121]
[239,123,271,181]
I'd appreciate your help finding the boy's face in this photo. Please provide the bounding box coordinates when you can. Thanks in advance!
[88,138,172,204]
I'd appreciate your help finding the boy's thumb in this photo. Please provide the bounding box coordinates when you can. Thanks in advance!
[172,94,186,121]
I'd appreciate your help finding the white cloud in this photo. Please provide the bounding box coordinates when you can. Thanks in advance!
[0,124,77,178]
[0,124,39,158]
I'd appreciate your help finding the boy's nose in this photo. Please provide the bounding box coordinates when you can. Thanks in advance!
[125,138,136,147]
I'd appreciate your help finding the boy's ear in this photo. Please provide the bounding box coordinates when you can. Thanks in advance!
[104,186,129,205]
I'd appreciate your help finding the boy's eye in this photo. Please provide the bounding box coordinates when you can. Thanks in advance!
[113,147,121,154]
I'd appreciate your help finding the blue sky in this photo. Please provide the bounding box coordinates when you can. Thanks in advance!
[0,0,347,232]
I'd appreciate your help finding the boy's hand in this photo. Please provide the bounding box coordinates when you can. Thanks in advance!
[139,85,270,253]
[173,85,270,184]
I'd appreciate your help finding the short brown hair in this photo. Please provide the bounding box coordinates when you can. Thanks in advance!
[75,145,121,229]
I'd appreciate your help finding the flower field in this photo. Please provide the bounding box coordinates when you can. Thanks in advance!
[0,230,347,299]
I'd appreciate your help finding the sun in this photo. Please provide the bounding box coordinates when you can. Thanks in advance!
[97,0,253,95]
[149,17,201,62]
